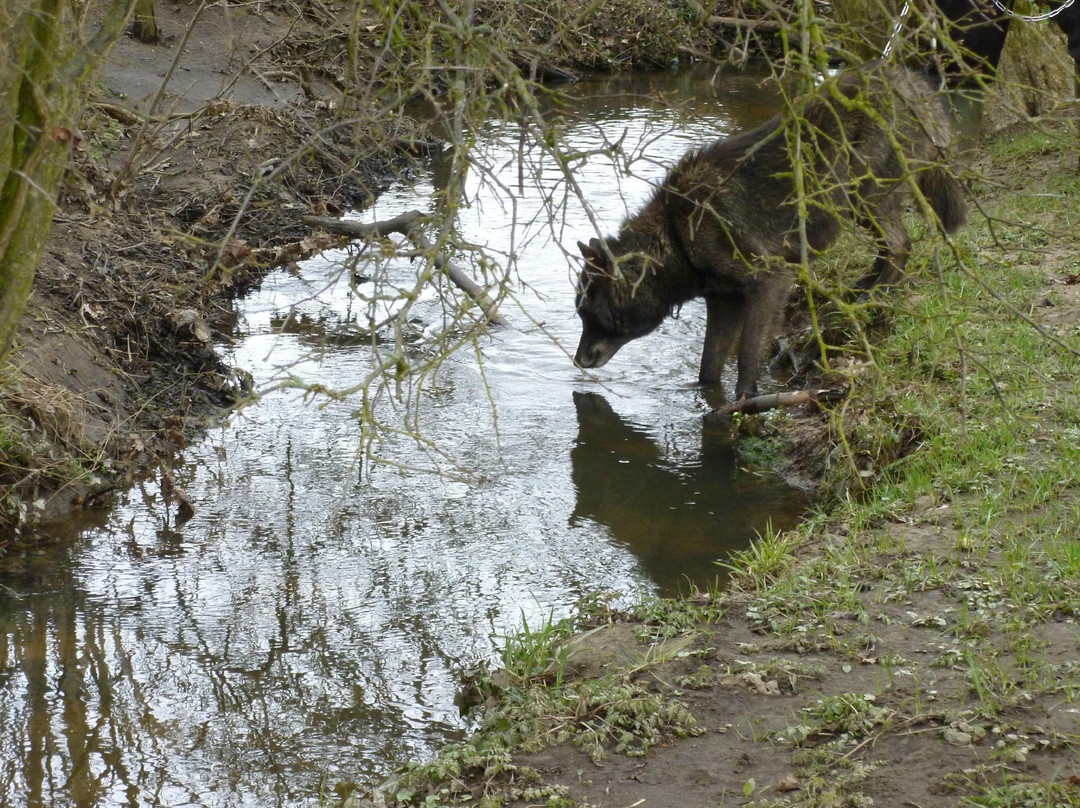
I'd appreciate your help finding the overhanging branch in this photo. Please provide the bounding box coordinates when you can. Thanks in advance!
[302,211,509,327]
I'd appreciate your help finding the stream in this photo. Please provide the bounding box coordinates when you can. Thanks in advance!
[0,66,812,808]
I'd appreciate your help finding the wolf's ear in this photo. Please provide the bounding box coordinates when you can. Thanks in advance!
[578,238,609,273]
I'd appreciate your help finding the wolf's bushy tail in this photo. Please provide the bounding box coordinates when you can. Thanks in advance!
[917,165,967,234]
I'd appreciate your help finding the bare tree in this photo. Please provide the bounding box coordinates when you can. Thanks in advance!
[131,0,159,44]
[0,0,136,358]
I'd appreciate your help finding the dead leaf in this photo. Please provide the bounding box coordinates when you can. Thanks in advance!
[172,309,213,344]
[51,126,81,145]
[314,200,344,217]
[775,774,800,793]
[740,672,780,695]
[943,728,972,746]
[222,238,252,267]
[193,320,212,343]
[174,486,195,521]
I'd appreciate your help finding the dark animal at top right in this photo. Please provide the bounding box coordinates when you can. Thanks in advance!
[925,0,1080,83]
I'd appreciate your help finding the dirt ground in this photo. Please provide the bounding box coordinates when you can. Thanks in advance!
[5,2,1080,807]
[421,515,1080,808]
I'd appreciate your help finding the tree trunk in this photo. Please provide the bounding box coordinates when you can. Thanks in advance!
[0,0,136,359]
[131,0,159,44]
[986,14,1075,129]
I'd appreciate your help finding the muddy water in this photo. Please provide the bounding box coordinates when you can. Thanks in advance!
[0,67,809,808]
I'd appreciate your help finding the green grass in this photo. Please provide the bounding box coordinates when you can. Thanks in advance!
[498,608,575,684]
[382,605,705,805]
[988,127,1067,162]
[965,780,1080,807]
[717,520,801,590]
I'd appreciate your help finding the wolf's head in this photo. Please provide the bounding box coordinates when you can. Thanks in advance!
[573,237,668,371]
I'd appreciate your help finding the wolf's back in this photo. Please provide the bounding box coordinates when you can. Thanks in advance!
[877,66,969,234]
[850,65,968,233]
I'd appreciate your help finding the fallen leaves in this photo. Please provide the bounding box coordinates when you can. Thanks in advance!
[218,231,348,271]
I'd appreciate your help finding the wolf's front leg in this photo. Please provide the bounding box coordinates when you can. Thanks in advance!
[700,294,743,384]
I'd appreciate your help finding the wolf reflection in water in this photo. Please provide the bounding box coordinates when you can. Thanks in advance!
[569,391,807,595]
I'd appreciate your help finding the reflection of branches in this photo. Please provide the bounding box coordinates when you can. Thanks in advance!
[2,583,211,805]
[302,211,508,327]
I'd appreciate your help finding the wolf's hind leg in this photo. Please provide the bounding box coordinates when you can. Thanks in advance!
[700,294,743,384]
[734,275,791,400]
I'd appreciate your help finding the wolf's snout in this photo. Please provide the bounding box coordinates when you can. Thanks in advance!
[574,338,617,370]
[573,345,603,369]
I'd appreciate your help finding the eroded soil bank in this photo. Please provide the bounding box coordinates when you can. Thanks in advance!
[2,5,399,539]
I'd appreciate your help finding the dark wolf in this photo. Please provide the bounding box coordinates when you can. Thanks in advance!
[572,64,968,400]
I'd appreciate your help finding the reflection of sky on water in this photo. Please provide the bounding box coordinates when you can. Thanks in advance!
[0,67,803,808]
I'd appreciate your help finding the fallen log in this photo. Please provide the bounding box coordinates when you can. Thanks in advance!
[704,387,849,424]
[706,15,785,32]
[302,211,509,327]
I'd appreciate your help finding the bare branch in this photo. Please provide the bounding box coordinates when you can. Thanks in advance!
[302,212,510,328]
[705,388,849,423]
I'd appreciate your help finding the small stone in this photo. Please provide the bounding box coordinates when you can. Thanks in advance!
[943,728,972,746]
